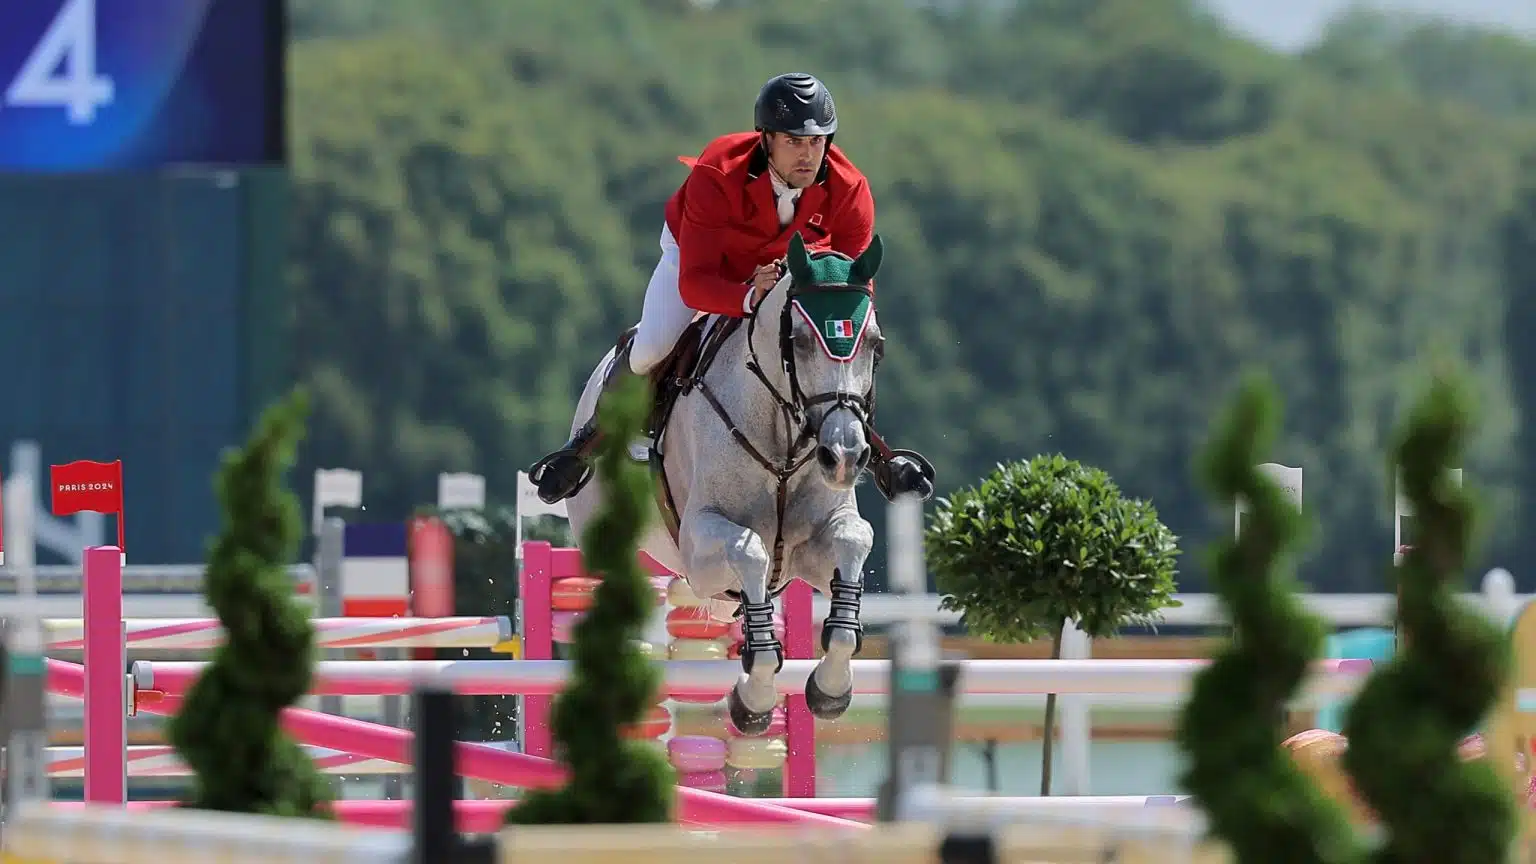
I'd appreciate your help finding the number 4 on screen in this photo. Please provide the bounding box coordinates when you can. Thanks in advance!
[4,0,115,125]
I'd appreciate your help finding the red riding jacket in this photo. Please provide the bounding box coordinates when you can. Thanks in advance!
[663,132,875,317]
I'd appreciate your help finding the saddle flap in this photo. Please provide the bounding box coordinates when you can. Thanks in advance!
[664,317,710,382]
[647,317,710,438]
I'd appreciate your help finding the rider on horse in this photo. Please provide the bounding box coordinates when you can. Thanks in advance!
[529,72,934,507]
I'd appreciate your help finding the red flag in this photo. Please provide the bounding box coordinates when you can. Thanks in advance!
[51,460,125,555]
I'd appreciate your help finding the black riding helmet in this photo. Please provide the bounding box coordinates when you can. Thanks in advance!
[753,73,838,139]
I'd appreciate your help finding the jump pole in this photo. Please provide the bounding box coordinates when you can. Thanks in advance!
[47,615,515,652]
[130,656,1377,701]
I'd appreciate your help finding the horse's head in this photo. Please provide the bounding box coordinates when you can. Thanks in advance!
[767,231,885,491]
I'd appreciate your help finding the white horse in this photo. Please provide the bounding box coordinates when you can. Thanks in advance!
[564,233,886,733]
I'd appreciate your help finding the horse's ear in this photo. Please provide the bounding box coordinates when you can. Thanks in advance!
[786,232,814,285]
[849,235,883,285]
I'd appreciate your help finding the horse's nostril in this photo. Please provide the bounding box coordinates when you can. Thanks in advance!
[816,445,837,469]
[855,447,872,472]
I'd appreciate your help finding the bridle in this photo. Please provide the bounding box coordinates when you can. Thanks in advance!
[753,278,879,462]
[691,265,883,599]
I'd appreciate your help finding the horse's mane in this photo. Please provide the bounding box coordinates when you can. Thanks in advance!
[809,248,853,262]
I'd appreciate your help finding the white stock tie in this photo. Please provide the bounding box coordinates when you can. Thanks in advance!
[770,170,801,227]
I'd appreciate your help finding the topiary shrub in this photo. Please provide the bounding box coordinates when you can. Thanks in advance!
[925,454,1180,794]
[168,387,332,817]
[503,372,673,824]
[1176,373,1357,862]
[1178,370,1517,864]
[1342,373,1515,862]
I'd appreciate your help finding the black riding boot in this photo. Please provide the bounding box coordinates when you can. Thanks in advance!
[527,344,642,505]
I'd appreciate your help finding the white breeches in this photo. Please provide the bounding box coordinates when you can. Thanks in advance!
[631,224,704,375]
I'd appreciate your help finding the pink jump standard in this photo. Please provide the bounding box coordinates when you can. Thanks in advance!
[82,545,126,803]
[55,457,130,802]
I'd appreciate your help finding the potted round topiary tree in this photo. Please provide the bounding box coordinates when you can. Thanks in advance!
[925,454,1181,795]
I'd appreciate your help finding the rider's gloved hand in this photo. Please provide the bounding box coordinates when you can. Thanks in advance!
[744,263,779,312]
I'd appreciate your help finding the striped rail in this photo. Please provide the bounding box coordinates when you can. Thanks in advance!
[43,616,516,652]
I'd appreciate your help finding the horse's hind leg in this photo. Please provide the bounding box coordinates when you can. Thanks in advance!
[798,512,874,720]
[679,509,781,735]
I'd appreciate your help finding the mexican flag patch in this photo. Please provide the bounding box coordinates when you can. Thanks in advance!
[793,290,873,361]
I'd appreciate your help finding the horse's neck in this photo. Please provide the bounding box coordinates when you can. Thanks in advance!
[706,281,793,442]
[746,276,791,370]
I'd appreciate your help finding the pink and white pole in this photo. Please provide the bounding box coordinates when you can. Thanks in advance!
[82,545,126,803]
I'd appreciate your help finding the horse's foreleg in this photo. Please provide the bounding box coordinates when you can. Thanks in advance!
[679,509,780,735]
[800,512,874,720]
[731,566,784,735]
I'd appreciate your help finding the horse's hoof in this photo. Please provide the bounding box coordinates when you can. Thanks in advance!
[804,672,853,720]
[727,687,775,736]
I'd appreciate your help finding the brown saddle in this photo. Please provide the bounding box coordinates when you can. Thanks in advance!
[612,315,742,546]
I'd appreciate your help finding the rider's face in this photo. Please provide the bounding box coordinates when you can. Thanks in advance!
[764,133,827,188]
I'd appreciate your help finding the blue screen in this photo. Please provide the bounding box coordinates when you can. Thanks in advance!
[0,0,282,171]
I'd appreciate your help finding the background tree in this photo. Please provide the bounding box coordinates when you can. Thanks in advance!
[277,0,1536,592]
[924,454,1180,794]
